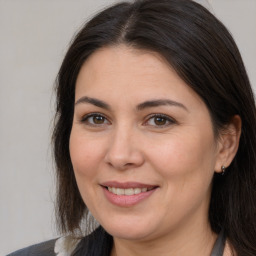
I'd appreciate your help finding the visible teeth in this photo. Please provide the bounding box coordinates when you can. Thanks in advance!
[116,188,124,195]
[107,187,151,195]
[134,188,142,194]
[124,188,134,195]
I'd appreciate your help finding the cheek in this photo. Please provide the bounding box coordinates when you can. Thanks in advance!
[69,129,106,212]
[148,133,216,214]
[146,131,216,186]
[69,129,103,181]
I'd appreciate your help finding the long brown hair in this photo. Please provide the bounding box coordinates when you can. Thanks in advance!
[53,0,256,254]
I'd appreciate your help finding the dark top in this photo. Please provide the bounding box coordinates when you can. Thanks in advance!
[211,229,226,256]
[7,239,57,256]
[7,228,226,256]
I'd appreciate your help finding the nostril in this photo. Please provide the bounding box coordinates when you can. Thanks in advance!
[124,162,134,166]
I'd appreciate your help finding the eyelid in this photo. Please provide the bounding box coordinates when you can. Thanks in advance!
[143,113,176,127]
[79,112,176,128]
[80,112,111,126]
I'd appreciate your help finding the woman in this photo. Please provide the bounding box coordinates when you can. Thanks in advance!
[8,0,256,255]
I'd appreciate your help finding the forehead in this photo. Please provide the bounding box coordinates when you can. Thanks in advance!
[77,45,172,84]
[75,45,204,109]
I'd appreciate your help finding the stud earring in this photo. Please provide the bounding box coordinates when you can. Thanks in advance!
[221,165,226,175]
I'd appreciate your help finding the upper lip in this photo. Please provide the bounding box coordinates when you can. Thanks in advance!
[101,181,158,189]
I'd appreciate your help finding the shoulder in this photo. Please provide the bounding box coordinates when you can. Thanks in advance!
[7,239,57,256]
[7,227,108,256]
[7,236,81,256]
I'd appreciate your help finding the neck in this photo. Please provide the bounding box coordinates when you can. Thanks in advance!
[111,219,217,256]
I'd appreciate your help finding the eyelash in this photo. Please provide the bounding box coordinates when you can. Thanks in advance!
[80,113,176,128]
[144,114,176,128]
[80,112,110,126]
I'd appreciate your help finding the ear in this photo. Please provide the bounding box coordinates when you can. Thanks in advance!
[214,115,242,173]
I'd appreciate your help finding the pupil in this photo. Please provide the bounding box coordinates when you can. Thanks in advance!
[93,116,104,124]
[155,117,166,125]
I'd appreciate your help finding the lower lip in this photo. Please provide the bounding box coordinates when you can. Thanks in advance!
[102,187,157,207]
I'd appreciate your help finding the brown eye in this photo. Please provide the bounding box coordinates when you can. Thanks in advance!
[145,114,175,128]
[93,115,105,124]
[81,113,110,126]
[154,116,167,126]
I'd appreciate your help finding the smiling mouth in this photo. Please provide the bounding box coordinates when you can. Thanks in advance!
[101,182,158,206]
[106,187,155,196]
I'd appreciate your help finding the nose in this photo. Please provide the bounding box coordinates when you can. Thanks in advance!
[104,125,145,170]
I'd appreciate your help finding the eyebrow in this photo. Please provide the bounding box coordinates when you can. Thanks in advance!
[75,96,188,112]
[75,96,111,110]
[136,99,188,112]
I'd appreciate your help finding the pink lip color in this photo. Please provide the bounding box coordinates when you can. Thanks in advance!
[101,181,158,207]
[101,181,156,189]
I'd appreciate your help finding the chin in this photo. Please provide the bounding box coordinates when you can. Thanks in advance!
[106,228,152,241]
[100,218,157,241]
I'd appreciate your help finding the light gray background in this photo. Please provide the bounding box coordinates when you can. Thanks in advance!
[1,0,255,255]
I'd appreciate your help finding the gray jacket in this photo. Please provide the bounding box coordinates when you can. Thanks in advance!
[7,229,225,256]
[6,239,57,256]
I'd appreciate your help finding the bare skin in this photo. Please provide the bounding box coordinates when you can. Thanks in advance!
[224,241,236,256]
[70,45,241,256]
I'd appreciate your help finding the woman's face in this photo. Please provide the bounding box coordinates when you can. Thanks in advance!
[69,45,222,241]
